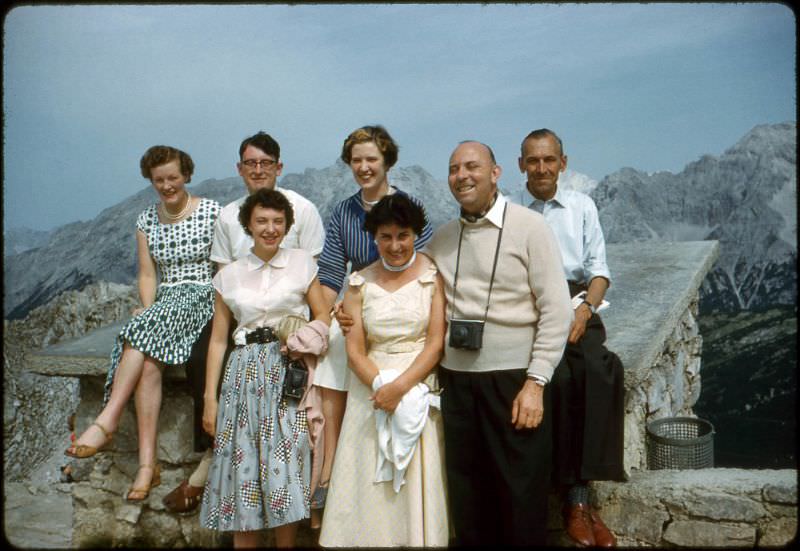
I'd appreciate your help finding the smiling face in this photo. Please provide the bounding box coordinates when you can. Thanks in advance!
[349,141,389,199]
[238,145,284,195]
[375,222,416,268]
[447,142,501,215]
[247,205,287,258]
[519,134,567,201]
[150,160,189,209]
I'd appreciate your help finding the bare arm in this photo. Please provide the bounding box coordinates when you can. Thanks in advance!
[371,273,446,413]
[202,291,232,437]
[320,284,339,314]
[135,230,157,313]
[306,278,332,326]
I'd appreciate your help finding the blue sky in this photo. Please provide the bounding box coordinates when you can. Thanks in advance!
[3,3,796,231]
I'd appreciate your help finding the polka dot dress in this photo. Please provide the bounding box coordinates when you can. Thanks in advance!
[103,197,221,403]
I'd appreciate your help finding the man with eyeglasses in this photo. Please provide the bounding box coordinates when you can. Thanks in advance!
[162,130,325,514]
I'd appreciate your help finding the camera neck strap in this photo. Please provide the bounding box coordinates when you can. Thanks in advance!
[450,203,507,322]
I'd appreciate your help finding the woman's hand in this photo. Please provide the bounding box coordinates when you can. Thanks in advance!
[131,307,145,317]
[202,398,218,437]
[334,301,355,334]
[370,379,407,413]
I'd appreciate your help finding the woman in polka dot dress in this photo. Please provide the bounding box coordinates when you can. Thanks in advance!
[65,145,221,502]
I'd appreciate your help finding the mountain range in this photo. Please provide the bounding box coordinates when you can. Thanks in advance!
[3,122,796,318]
[2,162,456,319]
[590,122,796,313]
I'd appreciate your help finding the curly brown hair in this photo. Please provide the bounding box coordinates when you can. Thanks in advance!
[140,145,195,182]
[340,125,399,169]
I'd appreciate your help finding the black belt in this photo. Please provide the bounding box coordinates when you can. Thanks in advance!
[244,326,278,345]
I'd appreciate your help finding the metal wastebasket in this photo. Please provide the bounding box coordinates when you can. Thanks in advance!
[646,416,714,470]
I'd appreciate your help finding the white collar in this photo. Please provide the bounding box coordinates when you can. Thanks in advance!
[523,183,565,208]
[460,193,508,228]
[246,247,289,271]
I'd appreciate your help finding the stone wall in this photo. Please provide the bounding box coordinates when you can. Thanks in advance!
[3,281,138,481]
[622,296,703,471]
[592,469,797,547]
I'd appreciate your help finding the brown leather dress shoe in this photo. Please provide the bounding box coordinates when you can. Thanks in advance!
[563,503,595,546]
[589,508,617,547]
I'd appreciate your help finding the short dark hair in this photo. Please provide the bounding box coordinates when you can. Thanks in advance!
[239,131,281,161]
[238,188,295,236]
[140,145,194,182]
[341,125,399,169]
[521,128,565,156]
[363,193,426,237]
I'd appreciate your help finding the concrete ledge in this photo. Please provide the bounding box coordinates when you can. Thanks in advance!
[28,320,186,381]
[603,240,720,389]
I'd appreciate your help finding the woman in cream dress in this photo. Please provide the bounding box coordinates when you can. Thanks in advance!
[319,194,449,547]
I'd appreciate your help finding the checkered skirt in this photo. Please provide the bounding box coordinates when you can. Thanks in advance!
[200,341,311,531]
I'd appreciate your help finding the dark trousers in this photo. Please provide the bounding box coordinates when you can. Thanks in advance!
[185,319,235,453]
[185,318,214,452]
[551,306,625,485]
[440,367,552,546]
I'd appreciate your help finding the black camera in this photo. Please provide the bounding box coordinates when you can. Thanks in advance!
[282,359,308,400]
[448,318,485,350]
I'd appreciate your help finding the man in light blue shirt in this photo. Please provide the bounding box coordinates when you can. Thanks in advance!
[517,129,624,548]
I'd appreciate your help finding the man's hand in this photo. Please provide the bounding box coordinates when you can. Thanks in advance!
[334,302,355,335]
[568,304,592,344]
[510,379,545,430]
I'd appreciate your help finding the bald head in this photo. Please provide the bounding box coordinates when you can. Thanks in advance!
[448,141,502,215]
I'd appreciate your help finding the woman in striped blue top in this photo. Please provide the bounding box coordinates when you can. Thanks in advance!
[312,125,432,520]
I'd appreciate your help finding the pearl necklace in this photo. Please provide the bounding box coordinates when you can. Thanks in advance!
[381,250,416,272]
[160,192,192,222]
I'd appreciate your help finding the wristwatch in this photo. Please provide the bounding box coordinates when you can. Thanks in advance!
[581,299,597,315]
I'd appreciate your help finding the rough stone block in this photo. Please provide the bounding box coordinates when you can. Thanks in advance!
[115,502,143,525]
[157,392,196,463]
[764,482,798,505]
[663,519,756,546]
[759,516,798,547]
[681,492,766,522]
[595,498,669,544]
[140,509,183,547]
[180,515,222,548]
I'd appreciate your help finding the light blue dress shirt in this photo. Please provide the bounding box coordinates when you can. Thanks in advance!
[514,184,611,286]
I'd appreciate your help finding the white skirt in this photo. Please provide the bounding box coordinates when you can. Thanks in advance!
[313,318,351,391]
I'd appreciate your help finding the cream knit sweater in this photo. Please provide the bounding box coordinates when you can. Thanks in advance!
[425,196,572,382]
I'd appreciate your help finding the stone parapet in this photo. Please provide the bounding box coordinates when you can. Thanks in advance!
[591,469,797,547]
[603,240,718,473]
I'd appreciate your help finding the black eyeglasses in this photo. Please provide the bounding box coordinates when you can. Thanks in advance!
[242,159,277,169]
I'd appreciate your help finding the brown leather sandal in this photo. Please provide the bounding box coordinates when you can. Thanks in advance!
[125,463,161,502]
[64,421,114,458]
[162,479,204,513]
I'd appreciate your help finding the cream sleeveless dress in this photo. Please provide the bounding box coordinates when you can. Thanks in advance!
[319,266,450,547]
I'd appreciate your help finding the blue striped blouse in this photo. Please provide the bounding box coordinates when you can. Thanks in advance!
[318,188,433,294]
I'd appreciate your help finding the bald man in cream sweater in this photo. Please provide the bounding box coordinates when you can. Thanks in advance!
[424,141,572,547]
